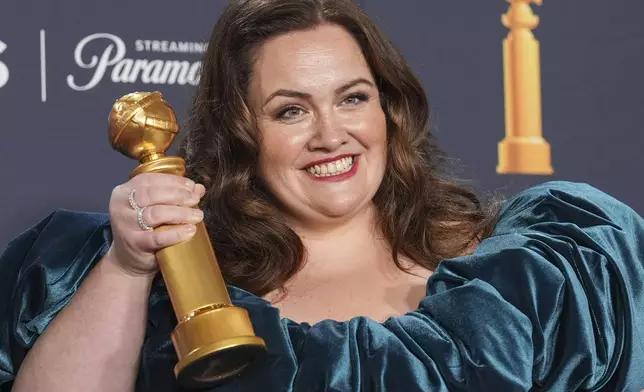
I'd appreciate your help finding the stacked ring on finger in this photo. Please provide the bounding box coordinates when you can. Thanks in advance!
[129,189,153,231]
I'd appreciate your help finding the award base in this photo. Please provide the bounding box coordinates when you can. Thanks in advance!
[497,137,553,175]
[173,306,267,388]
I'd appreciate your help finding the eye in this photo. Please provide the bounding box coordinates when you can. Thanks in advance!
[276,106,305,120]
[342,92,369,106]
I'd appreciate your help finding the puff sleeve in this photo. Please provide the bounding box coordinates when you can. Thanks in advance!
[217,182,644,391]
[0,210,111,391]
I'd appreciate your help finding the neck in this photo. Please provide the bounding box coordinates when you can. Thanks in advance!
[287,204,399,279]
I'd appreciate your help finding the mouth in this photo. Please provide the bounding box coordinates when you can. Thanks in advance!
[304,155,355,178]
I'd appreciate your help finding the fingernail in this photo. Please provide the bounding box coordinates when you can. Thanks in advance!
[184,225,197,235]
[196,184,206,196]
[185,179,196,189]
[188,209,204,223]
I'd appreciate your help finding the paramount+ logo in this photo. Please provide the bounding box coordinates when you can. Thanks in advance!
[66,33,206,91]
[0,32,207,98]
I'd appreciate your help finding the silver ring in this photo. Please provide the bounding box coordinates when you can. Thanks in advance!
[128,189,141,211]
[137,206,153,231]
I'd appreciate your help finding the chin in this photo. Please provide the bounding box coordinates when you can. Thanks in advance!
[317,197,373,219]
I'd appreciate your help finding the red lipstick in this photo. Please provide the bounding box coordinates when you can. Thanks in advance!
[303,153,355,168]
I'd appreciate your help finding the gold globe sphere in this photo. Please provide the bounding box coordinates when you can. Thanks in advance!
[108,91,180,161]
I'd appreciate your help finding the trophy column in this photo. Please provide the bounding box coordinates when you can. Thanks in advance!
[498,0,553,175]
[108,91,266,388]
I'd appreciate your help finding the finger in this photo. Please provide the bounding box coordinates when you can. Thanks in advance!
[139,205,204,229]
[131,185,202,209]
[195,183,206,198]
[139,224,197,252]
[131,173,197,192]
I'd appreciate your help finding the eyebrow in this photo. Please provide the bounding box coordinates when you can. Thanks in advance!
[263,77,375,107]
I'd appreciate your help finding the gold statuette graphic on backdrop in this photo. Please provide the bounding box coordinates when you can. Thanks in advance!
[108,91,266,388]
[498,0,553,174]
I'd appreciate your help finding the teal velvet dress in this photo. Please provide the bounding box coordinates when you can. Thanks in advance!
[1,181,643,391]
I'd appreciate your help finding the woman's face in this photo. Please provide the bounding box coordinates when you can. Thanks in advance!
[249,23,387,227]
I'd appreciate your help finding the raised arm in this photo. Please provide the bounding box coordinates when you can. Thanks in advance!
[1,174,205,392]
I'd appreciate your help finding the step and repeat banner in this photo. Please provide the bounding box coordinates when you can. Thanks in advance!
[1,0,643,248]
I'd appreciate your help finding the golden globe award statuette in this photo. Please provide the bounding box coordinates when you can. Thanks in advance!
[498,0,553,175]
[108,92,266,388]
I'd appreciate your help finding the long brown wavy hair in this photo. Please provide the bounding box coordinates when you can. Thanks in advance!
[179,0,501,297]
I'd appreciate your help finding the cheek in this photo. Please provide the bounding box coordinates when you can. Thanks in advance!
[258,124,310,170]
[357,106,388,152]
[366,109,388,175]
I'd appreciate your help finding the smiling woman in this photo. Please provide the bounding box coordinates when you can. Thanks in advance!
[2,0,644,391]
[182,2,498,311]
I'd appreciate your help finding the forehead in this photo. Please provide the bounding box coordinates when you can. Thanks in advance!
[251,24,372,95]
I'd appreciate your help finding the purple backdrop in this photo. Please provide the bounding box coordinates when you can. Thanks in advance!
[1,0,643,249]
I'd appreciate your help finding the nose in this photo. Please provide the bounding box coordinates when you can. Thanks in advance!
[306,113,349,152]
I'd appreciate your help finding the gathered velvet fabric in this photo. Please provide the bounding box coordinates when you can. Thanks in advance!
[1,181,643,391]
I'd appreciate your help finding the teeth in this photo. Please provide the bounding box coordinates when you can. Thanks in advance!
[306,156,354,177]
